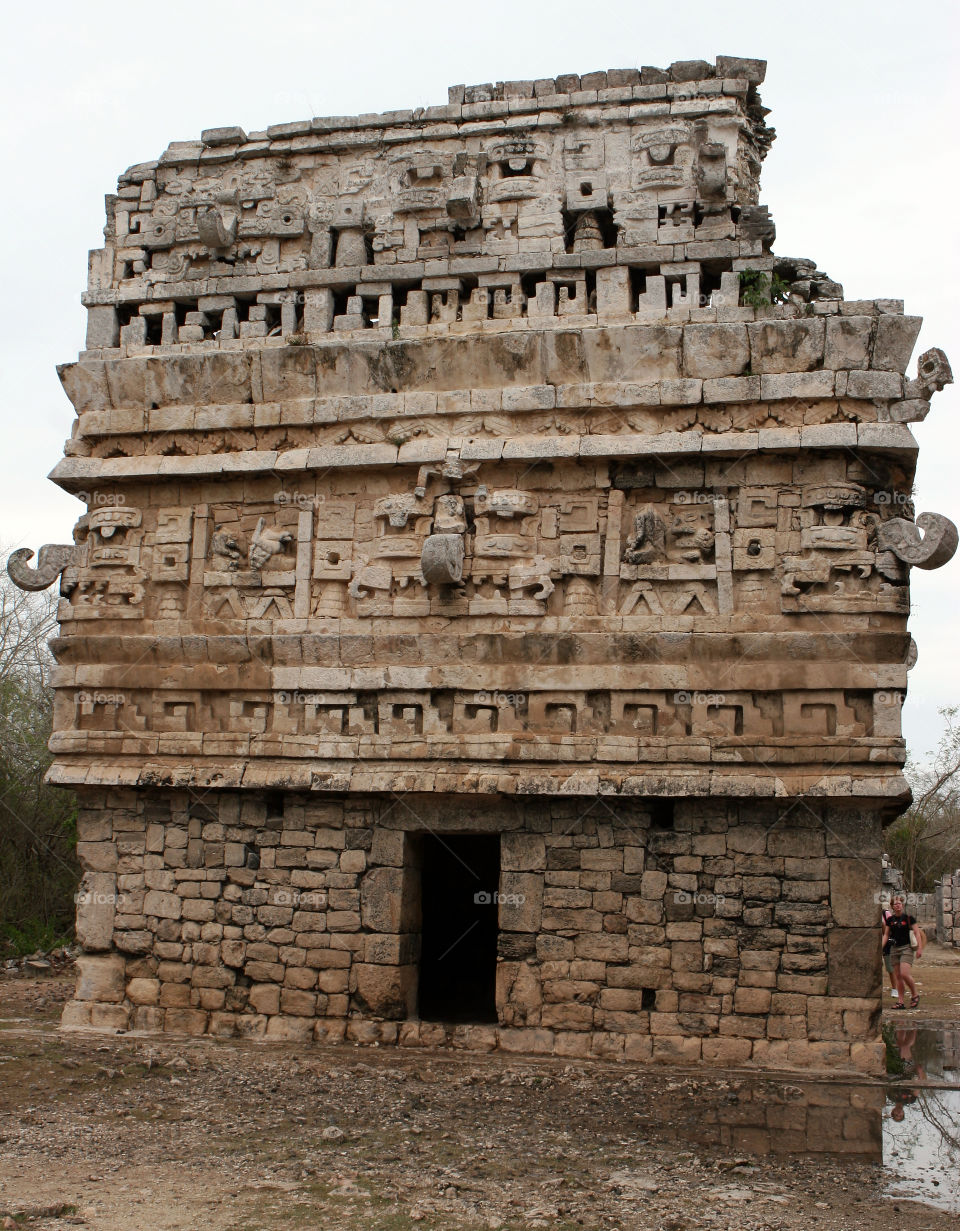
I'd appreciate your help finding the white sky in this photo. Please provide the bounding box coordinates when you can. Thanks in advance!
[0,0,956,765]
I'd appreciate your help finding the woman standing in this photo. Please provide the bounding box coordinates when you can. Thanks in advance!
[880,900,899,999]
[881,895,923,1009]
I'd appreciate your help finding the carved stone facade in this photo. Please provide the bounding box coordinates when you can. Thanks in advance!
[12,57,956,1072]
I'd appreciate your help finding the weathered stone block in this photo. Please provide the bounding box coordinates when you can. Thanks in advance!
[825,316,873,370]
[502,833,546,871]
[682,324,749,378]
[144,890,182,920]
[640,871,668,899]
[77,842,118,872]
[352,963,417,1018]
[747,319,825,372]
[264,1015,314,1041]
[829,859,877,927]
[248,984,281,1015]
[75,872,117,950]
[75,954,125,1003]
[60,1001,93,1030]
[360,866,416,933]
[499,873,543,931]
[734,986,772,1014]
[90,1003,130,1032]
[827,929,880,998]
[845,370,903,399]
[871,315,922,372]
[163,1008,209,1035]
[126,977,161,1005]
[701,1036,753,1064]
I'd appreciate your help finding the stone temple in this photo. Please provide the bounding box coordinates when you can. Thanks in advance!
[11,56,956,1072]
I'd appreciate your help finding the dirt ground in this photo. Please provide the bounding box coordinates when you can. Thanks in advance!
[0,948,958,1231]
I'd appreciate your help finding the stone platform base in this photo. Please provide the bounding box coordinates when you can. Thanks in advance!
[61,999,885,1075]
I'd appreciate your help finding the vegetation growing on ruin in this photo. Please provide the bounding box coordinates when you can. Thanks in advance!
[738,268,791,307]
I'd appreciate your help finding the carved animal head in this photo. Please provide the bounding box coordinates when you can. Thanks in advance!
[211,531,242,571]
[917,348,953,396]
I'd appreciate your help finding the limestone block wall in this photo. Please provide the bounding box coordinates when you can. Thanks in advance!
[68,788,884,1073]
[936,870,960,947]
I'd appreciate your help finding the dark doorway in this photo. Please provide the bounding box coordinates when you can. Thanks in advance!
[417,834,500,1023]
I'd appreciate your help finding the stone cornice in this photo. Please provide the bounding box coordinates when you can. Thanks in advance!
[49,423,918,491]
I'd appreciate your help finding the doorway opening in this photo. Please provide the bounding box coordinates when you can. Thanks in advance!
[417,833,500,1023]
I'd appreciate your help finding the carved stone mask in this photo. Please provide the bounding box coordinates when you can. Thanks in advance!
[917,347,953,395]
[668,507,715,561]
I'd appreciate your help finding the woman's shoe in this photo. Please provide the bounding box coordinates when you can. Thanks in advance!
[893,1002,906,1010]
[910,995,920,1009]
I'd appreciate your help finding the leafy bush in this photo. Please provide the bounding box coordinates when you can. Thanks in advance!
[738,269,792,308]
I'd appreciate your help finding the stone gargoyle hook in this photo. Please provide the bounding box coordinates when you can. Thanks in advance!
[197,192,240,250]
[7,544,77,591]
[420,534,465,585]
[877,513,959,570]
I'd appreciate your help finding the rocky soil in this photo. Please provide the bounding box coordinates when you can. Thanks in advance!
[0,957,957,1231]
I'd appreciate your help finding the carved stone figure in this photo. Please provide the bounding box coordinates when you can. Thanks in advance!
[248,518,293,569]
[375,493,424,528]
[916,347,953,395]
[667,506,715,563]
[623,506,666,564]
[210,531,242,571]
[508,555,554,601]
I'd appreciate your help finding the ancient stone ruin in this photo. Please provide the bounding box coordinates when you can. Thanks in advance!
[11,57,957,1072]
[937,870,960,949]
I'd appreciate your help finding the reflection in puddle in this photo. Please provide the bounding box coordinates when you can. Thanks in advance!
[882,1023,960,1213]
[634,1073,885,1159]
[638,1021,960,1214]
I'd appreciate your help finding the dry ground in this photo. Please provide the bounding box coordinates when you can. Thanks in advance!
[0,949,958,1231]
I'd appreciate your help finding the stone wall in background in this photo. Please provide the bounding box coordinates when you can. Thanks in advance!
[937,871,960,948]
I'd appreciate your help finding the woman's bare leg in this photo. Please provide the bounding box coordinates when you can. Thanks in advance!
[899,964,917,1001]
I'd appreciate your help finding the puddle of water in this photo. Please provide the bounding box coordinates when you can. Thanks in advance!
[639,1021,960,1215]
[630,1072,885,1159]
[882,1022,960,1213]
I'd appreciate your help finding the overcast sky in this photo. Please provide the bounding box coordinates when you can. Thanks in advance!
[0,0,956,765]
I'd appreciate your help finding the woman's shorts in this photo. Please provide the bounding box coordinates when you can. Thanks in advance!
[890,944,913,966]
[883,948,895,973]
